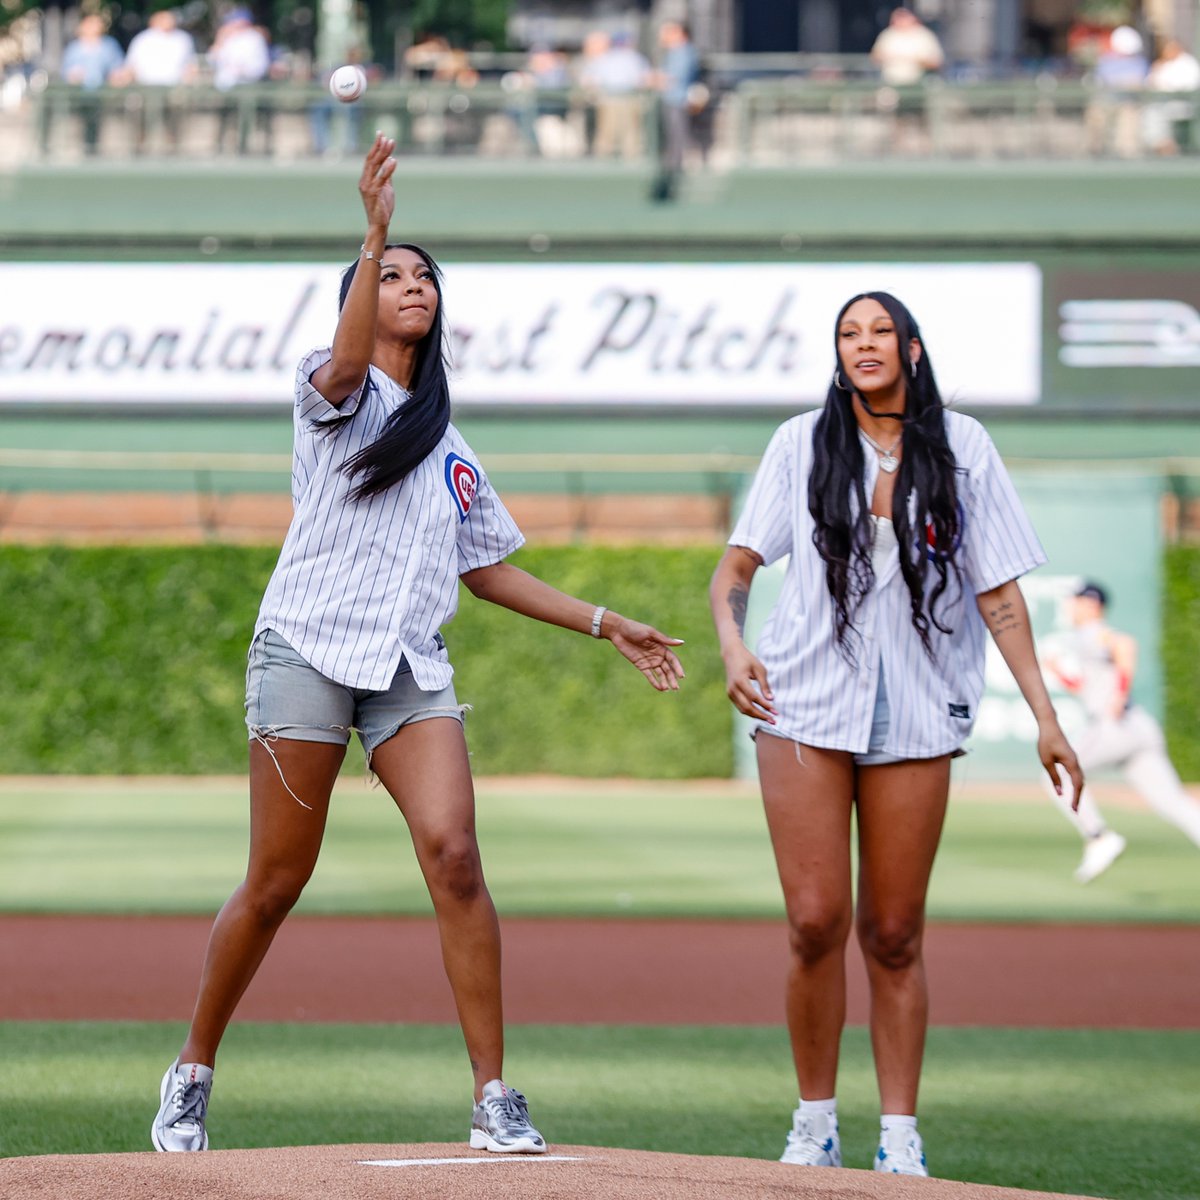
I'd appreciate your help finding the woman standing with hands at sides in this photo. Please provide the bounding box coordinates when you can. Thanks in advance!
[709,292,1082,1178]
[152,134,685,1157]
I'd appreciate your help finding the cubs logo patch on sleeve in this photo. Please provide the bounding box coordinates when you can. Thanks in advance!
[444,453,478,522]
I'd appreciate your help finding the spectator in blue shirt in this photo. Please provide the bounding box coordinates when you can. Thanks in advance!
[60,14,124,154]
[651,20,702,202]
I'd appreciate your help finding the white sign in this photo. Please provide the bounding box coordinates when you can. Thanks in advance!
[0,261,1042,406]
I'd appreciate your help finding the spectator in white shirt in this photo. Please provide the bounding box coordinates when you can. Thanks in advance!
[208,6,271,153]
[1143,38,1200,154]
[151,134,684,1160]
[120,10,197,153]
[870,7,944,86]
[711,291,1081,1180]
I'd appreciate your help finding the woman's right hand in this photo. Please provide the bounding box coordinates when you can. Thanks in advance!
[722,642,777,723]
[359,133,397,230]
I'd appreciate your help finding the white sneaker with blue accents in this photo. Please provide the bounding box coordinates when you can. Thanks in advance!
[779,1108,841,1166]
[469,1079,547,1153]
[874,1125,928,1176]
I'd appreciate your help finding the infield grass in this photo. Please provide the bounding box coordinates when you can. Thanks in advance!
[1,1021,1197,1200]
[1,777,1198,922]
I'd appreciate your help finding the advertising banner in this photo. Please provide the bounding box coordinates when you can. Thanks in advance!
[0,261,1041,407]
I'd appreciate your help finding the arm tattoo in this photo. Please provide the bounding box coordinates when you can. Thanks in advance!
[727,583,749,637]
[986,598,1023,637]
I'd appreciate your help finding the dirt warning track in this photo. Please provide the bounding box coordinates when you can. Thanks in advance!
[4,915,1197,1028]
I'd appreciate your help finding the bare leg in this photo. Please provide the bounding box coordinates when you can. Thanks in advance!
[370,718,503,1100]
[757,736,855,1100]
[178,738,345,1065]
[855,756,950,1115]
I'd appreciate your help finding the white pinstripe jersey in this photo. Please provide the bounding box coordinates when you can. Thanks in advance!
[730,409,1046,758]
[254,346,524,691]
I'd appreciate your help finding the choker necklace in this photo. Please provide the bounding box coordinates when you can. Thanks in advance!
[860,428,902,473]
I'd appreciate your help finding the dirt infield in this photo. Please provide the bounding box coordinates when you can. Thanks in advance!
[5,914,1198,1027]
[0,1142,1103,1200]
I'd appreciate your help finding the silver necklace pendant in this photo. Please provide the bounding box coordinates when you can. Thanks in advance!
[878,452,899,473]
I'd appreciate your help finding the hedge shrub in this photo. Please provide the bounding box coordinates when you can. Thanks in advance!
[0,545,730,778]
[5,544,1197,779]
[1163,545,1200,781]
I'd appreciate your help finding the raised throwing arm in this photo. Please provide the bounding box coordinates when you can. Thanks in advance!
[310,134,398,406]
[460,560,685,692]
[977,578,1084,807]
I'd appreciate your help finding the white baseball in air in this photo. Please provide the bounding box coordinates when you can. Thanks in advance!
[329,64,367,103]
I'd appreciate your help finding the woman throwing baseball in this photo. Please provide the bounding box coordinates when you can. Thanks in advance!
[152,134,684,1156]
[710,292,1082,1177]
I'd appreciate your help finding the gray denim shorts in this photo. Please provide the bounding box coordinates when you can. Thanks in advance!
[245,627,465,758]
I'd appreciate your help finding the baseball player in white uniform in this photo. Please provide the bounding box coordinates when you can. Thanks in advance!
[152,134,685,1158]
[1041,581,1200,882]
[711,291,1082,1179]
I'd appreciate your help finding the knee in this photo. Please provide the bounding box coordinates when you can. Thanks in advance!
[858,915,923,972]
[784,909,850,966]
[424,839,484,904]
[241,869,309,928]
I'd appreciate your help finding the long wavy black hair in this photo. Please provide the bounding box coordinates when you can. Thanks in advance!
[808,291,962,659]
[325,243,451,502]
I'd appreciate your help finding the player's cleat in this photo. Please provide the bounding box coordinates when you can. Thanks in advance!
[779,1108,841,1167]
[1075,829,1127,883]
[469,1080,547,1153]
[151,1059,213,1152]
[874,1126,928,1176]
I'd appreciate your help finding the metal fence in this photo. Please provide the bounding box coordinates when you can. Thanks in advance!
[9,76,1199,165]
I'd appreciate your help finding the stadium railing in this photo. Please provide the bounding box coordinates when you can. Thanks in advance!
[14,75,1199,164]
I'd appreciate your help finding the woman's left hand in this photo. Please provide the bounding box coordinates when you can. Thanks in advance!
[609,616,685,692]
[1037,716,1085,811]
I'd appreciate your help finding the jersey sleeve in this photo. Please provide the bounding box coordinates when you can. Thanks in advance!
[456,462,526,573]
[290,346,367,503]
[959,425,1047,593]
[728,421,796,566]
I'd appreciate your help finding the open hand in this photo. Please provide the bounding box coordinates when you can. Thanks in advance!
[359,133,396,230]
[609,617,685,692]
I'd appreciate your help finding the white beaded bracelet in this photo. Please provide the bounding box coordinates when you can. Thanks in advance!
[590,605,608,639]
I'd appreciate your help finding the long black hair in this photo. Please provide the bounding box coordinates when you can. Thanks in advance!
[808,291,962,659]
[326,242,451,502]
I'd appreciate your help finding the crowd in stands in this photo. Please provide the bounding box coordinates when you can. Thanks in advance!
[1,5,1198,164]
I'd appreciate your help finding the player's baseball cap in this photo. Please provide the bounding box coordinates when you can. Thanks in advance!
[1075,581,1108,606]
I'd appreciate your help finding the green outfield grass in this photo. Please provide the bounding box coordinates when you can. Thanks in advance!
[1,778,1198,922]
[1,1021,1197,1199]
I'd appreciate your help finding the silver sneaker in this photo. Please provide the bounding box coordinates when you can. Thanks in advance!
[780,1108,841,1166]
[469,1080,547,1153]
[151,1059,213,1152]
[874,1125,928,1176]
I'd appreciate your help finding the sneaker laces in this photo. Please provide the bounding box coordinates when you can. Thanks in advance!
[168,1077,208,1131]
[785,1116,833,1164]
[485,1087,533,1132]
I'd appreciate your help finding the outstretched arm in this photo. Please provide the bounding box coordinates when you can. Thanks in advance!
[310,133,397,406]
[709,545,777,724]
[977,578,1084,807]
[460,560,685,692]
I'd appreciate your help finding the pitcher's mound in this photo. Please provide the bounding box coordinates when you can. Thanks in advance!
[0,1142,1102,1200]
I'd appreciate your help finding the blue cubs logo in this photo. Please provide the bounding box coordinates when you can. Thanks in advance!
[925,502,965,562]
[444,453,478,523]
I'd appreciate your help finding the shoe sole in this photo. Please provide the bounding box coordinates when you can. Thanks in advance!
[151,1065,208,1153]
[469,1130,547,1154]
